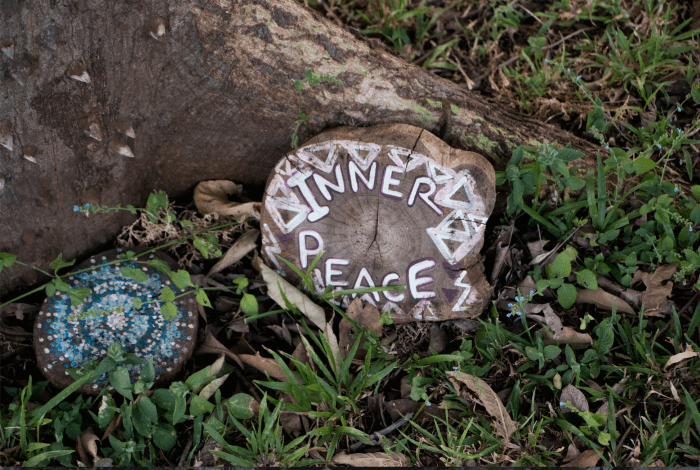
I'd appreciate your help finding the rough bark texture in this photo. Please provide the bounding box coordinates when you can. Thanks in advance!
[0,0,598,297]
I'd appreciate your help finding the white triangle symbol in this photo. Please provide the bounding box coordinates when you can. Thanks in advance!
[340,141,381,171]
[296,142,338,173]
[434,173,478,211]
[426,160,455,184]
[265,174,310,234]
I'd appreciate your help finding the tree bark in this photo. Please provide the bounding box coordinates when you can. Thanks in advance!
[0,0,597,296]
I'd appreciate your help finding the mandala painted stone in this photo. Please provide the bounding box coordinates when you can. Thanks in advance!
[33,249,197,394]
[260,124,496,322]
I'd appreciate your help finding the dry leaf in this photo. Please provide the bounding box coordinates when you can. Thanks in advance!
[76,430,91,466]
[541,326,593,347]
[193,180,261,219]
[491,241,510,283]
[239,353,288,382]
[323,320,341,374]
[81,427,100,462]
[292,340,310,366]
[562,443,580,463]
[197,355,231,400]
[346,298,382,336]
[632,264,677,315]
[669,380,681,402]
[446,371,516,442]
[562,449,601,467]
[195,326,243,369]
[560,384,588,412]
[527,240,550,261]
[537,304,565,338]
[332,451,410,467]
[0,302,39,321]
[338,317,353,360]
[207,228,259,276]
[428,324,447,354]
[664,346,699,370]
[255,257,327,332]
[575,288,634,314]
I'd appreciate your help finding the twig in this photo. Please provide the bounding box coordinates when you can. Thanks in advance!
[611,421,634,465]
[178,436,193,467]
[349,412,413,452]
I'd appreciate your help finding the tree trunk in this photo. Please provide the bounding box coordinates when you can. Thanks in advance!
[0,0,597,296]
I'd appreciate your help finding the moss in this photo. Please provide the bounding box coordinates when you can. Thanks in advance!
[426,98,442,108]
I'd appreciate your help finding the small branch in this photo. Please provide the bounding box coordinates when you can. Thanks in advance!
[349,412,413,452]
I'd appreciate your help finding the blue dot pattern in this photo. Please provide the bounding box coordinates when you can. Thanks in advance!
[35,252,197,391]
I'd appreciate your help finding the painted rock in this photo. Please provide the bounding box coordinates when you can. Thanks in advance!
[260,124,496,322]
[33,249,197,394]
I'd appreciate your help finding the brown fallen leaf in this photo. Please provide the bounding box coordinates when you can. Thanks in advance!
[632,264,677,316]
[193,180,261,219]
[428,324,447,354]
[332,451,410,467]
[346,298,382,336]
[491,241,511,283]
[664,345,699,370]
[562,449,601,467]
[541,326,593,347]
[576,288,634,314]
[81,427,100,463]
[446,371,517,442]
[527,239,550,262]
[195,326,244,369]
[255,257,327,332]
[562,443,580,463]
[76,430,91,467]
[560,384,588,413]
[0,302,39,321]
[207,228,260,276]
[239,352,288,382]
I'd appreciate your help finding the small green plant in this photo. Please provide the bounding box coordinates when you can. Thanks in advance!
[291,70,344,148]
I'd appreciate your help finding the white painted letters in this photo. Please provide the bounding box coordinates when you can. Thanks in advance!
[353,267,379,302]
[381,272,405,302]
[325,258,349,287]
[313,164,346,201]
[348,160,377,193]
[287,171,330,222]
[298,230,324,269]
[407,177,443,216]
[407,259,437,299]
[381,165,404,199]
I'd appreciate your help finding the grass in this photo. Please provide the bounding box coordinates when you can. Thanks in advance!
[2,0,700,466]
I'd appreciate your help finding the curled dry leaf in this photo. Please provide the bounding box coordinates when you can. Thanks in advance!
[541,326,593,347]
[575,288,634,314]
[446,371,516,442]
[632,264,677,316]
[239,352,288,382]
[207,228,260,276]
[193,180,261,220]
[255,257,327,332]
[560,384,588,413]
[527,239,550,262]
[195,326,243,369]
[346,298,382,336]
[664,345,699,370]
[81,427,100,462]
[332,451,410,467]
[562,449,601,467]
